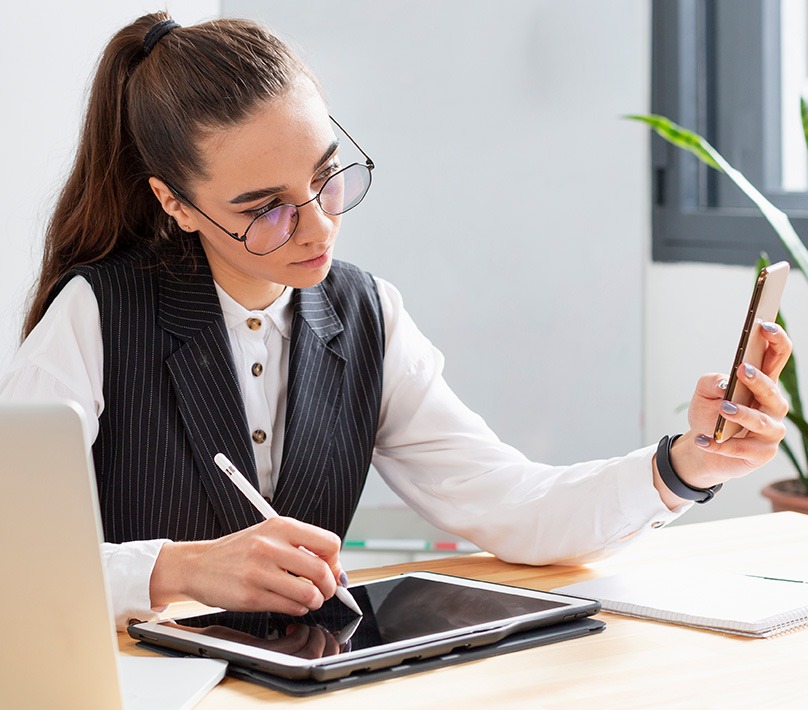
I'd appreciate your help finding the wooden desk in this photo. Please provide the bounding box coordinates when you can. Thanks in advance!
[120,512,808,708]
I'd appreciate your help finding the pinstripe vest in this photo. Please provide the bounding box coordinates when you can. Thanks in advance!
[50,240,384,543]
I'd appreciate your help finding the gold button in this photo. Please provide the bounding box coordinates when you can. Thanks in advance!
[252,429,267,444]
[251,362,263,377]
[651,521,665,529]
[246,317,262,330]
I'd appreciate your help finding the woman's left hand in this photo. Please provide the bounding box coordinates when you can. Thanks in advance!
[656,322,792,506]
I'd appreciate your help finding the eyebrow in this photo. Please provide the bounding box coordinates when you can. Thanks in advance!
[228,140,341,205]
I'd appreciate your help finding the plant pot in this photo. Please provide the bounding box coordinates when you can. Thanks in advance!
[761,479,808,514]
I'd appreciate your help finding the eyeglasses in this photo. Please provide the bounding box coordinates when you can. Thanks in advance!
[166,117,374,256]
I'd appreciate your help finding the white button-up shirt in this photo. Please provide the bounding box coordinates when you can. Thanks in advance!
[0,274,684,628]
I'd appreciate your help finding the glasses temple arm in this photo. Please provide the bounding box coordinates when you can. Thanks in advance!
[163,180,244,240]
[330,116,374,168]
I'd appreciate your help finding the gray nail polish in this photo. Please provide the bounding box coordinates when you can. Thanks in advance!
[721,401,738,415]
[761,321,777,333]
[339,571,349,587]
[695,434,712,447]
[718,379,729,391]
[744,363,755,378]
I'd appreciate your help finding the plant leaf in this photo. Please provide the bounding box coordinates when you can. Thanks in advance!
[801,96,808,153]
[628,114,808,280]
[779,327,803,420]
[779,437,807,487]
[625,114,721,170]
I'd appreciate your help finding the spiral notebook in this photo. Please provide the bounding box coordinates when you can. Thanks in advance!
[553,566,808,638]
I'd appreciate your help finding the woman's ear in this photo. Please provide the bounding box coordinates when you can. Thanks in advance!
[148,177,197,232]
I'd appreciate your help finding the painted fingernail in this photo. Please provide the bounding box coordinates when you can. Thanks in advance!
[744,363,755,378]
[695,434,712,447]
[761,321,778,333]
[721,401,738,415]
[339,571,349,587]
[718,379,729,391]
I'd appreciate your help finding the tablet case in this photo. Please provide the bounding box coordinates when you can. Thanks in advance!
[137,617,605,696]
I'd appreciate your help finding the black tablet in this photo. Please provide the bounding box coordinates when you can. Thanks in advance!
[129,571,600,681]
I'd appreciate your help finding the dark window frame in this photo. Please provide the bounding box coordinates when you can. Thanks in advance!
[652,0,808,265]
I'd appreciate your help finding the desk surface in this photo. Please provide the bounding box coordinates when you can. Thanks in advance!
[120,512,808,708]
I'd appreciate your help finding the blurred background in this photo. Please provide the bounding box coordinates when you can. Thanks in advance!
[3,1,806,568]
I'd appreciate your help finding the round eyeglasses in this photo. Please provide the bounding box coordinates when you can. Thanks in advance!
[165,117,374,256]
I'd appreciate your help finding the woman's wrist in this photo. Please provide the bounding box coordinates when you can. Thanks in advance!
[653,433,723,509]
[149,540,204,609]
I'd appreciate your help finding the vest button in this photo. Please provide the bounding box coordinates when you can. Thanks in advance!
[246,317,262,330]
[251,362,263,377]
[252,429,267,444]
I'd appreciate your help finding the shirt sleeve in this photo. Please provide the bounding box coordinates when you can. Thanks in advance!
[371,277,687,566]
[101,540,171,630]
[0,276,104,448]
[0,276,170,628]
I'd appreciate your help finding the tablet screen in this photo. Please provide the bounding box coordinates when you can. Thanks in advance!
[167,575,569,660]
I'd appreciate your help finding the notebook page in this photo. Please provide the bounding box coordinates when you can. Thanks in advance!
[553,566,808,636]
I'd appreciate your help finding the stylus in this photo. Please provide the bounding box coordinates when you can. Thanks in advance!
[213,452,363,616]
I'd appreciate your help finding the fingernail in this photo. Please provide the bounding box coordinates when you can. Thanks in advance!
[744,363,755,378]
[761,321,777,333]
[695,434,712,447]
[721,401,738,415]
[718,378,729,391]
[339,571,349,587]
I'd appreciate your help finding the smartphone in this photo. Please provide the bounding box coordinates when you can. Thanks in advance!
[714,261,790,443]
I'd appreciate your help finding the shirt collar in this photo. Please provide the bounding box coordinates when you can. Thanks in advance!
[214,282,294,340]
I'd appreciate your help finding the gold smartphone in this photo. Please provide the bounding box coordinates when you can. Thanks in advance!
[714,261,790,443]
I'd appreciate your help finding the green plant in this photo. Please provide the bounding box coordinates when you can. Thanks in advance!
[628,112,808,495]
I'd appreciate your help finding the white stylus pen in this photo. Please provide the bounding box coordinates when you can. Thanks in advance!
[213,452,363,616]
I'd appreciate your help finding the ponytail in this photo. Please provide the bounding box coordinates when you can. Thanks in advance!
[23,11,311,338]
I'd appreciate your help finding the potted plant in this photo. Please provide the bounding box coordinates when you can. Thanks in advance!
[628,111,808,512]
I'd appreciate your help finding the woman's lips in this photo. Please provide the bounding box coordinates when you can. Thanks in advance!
[292,247,331,269]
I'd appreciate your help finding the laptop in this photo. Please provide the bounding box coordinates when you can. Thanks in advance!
[0,400,226,709]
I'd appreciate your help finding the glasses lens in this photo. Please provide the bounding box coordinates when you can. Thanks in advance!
[319,164,372,216]
[245,204,299,255]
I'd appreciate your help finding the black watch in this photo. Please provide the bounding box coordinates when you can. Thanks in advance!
[656,434,722,504]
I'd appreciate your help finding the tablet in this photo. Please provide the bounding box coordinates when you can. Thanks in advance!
[129,572,600,681]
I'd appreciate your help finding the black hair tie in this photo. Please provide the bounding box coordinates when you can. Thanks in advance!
[143,19,180,56]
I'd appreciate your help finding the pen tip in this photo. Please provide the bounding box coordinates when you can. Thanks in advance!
[335,587,363,616]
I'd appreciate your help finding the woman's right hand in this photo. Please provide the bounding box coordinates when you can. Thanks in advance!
[149,517,343,616]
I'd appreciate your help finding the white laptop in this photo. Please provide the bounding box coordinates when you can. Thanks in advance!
[0,400,227,709]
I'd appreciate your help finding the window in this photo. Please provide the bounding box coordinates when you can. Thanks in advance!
[652,0,808,264]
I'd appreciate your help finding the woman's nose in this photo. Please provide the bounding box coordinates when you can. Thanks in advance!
[292,199,334,245]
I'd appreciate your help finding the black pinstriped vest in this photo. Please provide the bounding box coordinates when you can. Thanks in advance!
[50,239,384,543]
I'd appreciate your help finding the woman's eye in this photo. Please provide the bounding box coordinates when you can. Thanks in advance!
[243,200,281,218]
[316,162,342,183]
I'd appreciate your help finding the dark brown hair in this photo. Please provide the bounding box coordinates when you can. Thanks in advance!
[23,11,312,337]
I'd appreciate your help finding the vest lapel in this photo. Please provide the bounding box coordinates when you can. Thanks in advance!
[157,243,264,535]
[272,284,346,522]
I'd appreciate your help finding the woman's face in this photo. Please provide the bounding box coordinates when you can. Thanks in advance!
[177,77,342,306]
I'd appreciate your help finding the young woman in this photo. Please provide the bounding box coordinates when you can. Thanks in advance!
[0,12,792,629]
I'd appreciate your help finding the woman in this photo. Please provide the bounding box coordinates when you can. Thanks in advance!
[0,12,791,629]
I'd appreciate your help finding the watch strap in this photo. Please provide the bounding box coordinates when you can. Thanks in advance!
[656,434,722,504]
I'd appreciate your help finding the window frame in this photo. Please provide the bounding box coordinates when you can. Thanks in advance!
[651,0,808,265]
